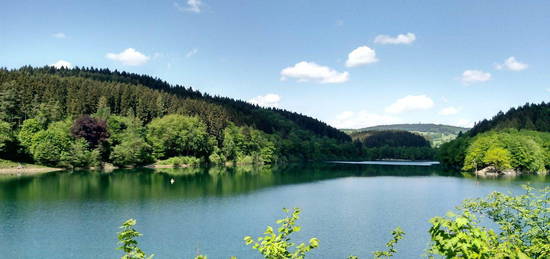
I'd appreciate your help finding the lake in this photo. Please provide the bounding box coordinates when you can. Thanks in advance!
[0,163,548,258]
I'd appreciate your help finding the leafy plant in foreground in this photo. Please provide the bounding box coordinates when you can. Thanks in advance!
[117,219,154,259]
[244,208,320,259]
[428,186,549,258]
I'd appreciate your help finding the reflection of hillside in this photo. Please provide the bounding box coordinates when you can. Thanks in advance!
[0,164,547,202]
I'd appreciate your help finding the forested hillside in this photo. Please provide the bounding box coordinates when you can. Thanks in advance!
[343,123,468,135]
[0,66,358,166]
[344,123,469,147]
[439,102,550,174]
[350,130,436,160]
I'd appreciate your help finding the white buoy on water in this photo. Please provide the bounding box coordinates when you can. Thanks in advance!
[170,178,175,184]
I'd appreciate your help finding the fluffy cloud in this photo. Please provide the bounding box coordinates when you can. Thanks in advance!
[461,70,491,84]
[174,0,202,13]
[52,32,66,39]
[50,60,72,69]
[439,106,460,116]
[385,95,434,114]
[280,61,349,84]
[330,110,400,129]
[186,48,198,58]
[374,33,416,45]
[454,119,474,128]
[495,56,528,71]
[106,48,150,66]
[248,94,281,107]
[345,46,378,67]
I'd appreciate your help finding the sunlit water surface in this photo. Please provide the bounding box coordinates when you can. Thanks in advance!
[1,163,548,258]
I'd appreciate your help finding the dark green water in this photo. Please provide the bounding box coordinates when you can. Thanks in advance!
[0,163,548,258]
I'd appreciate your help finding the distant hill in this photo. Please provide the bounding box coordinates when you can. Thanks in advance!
[343,124,469,147]
[343,124,469,135]
[350,130,431,148]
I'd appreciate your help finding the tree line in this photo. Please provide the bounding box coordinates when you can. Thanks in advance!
[0,67,441,167]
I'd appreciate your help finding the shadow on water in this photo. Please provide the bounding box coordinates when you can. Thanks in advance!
[0,163,548,202]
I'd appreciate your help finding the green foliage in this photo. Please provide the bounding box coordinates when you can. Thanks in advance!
[67,139,101,168]
[0,66,358,165]
[482,147,512,171]
[0,84,23,126]
[438,135,471,170]
[373,227,405,259]
[351,130,431,148]
[117,219,153,259]
[156,156,201,167]
[462,130,549,173]
[28,120,73,167]
[428,186,549,258]
[222,124,276,164]
[17,118,45,149]
[147,114,214,159]
[0,120,13,153]
[244,208,319,259]
[469,102,550,136]
[110,134,154,167]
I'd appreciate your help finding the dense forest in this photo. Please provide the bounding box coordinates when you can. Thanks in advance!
[0,66,364,167]
[344,123,469,147]
[439,102,550,174]
[350,130,436,161]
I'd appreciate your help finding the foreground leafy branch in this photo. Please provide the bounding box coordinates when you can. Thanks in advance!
[117,219,154,259]
[244,208,320,259]
[428,186,549,258]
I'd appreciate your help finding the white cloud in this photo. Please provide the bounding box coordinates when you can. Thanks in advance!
[454,119,474,128]
[495,56,528,71]
[461,70,491,84]
[186,48,198,58]
[280,61,349,84]
[374,33,416,45]
[52,32,66,39]
[385,95,434,114]
[106,48,150,66]
[345,46,378,67]
[50,60,73,69]
[439,106,460,116]
[248,94,281,107]
[330,110,400,129]
[174,0,202,13]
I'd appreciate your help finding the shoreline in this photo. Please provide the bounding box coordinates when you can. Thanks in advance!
[0,167,63,175]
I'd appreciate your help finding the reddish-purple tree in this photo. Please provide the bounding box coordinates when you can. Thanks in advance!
[70,115,109,149]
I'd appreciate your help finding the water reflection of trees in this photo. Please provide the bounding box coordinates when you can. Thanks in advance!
[0,164,547,202]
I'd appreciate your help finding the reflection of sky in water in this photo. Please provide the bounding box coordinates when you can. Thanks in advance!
[0,164,548,258]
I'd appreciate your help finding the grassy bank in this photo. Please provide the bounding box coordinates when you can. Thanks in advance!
[0,159,62,175]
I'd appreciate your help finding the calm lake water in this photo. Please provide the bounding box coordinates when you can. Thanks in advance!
[1,163,548,258]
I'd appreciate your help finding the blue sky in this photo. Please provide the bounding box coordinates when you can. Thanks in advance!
[1,0,549,128]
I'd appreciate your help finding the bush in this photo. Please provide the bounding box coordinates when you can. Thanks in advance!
[463,130,549,173]
[156,156,201,167]
[110,134,154,167]
[29,121,73,167]
[17,118,44,151]
[428,186,549,258]
[146,114,214,159]
[67,139,101,169]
